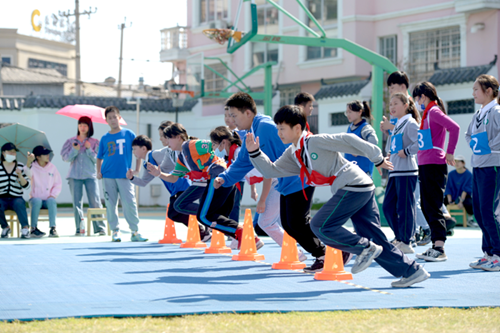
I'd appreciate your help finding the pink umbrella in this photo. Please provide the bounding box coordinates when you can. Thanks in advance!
[56,105,127,125]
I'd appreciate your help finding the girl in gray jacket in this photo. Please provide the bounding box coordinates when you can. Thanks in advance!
[382,93,421,254]
[247,105,430,288]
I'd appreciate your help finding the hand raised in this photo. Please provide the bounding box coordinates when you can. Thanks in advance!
[245,132,260,152]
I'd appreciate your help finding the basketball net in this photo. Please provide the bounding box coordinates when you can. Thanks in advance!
[203,29,243,45]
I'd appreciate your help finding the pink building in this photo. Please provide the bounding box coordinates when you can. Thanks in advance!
[160,0,500,199]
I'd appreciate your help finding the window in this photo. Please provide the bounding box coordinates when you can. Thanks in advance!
[330,112,350,126]
[408,26,460,82]
[1,57,11,65]
[199,0,228,24]
[28,58,68,77]
[306,0,337,61]
[279,87,301,107]
[161,28,187,50]
[379,35,397,64]
[204,62,227,105]
[252,0,279,67]
[447,99,475,115]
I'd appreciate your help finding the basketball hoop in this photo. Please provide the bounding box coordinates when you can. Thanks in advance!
[170,89,195,98]
[203,28,243,45]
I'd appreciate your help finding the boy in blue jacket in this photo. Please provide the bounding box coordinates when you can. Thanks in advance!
[214,92,327,272]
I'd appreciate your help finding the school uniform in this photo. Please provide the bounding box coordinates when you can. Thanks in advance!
[382,115,419,244]
[345,119,378,176]
[250,131,421,278]
[465,99,500,257]
[218,113,326,258]
[130,147,190,225]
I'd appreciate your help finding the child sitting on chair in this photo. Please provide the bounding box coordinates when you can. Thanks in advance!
[29,145,62,238]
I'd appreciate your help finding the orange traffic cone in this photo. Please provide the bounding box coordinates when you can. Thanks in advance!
[314,246,353,281]
[232,209,265,261]
[158,204,182,244]
[205,230,232,254]
[272,231,306,270]
[180,215,207,248]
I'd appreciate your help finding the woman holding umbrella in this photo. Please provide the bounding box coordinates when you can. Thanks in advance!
[61,117,106,235]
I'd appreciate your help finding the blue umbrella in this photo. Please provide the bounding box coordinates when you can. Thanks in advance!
[0,123,53,164]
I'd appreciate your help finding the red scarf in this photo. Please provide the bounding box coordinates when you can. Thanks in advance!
[227,143,241,193]
[419,101,437,130]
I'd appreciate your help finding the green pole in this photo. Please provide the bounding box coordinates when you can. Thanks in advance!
[266,0,320,38]
[372,65,384,187]
[264,63,272,116]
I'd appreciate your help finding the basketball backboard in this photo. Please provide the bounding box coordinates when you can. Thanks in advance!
[186,52,204,98]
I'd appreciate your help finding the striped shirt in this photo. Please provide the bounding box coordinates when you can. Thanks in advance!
[0,161,30,197]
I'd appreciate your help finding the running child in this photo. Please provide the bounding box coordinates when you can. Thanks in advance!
[413,82,460,261]
[97,106,147,242]
[344,100,378,177]
[127,132,190,227]
[247,105,430,288]
[147,123,211,241]
[382,93,420,254]
[466,74,500,271]
[213,92,327,272]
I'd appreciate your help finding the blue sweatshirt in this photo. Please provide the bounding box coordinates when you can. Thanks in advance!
[218,113,307,196]
[444,169,472,201]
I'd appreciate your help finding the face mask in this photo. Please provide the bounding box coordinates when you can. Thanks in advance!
[214,146,227,159]
[4,154,16,162]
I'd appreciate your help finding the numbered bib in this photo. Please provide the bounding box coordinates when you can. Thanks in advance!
[470,131,491,155]
[388,118,398,135]
[390,134,403,154]
[417,129,434,151]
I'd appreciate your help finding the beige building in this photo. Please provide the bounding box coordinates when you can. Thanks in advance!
[0,28,75,79]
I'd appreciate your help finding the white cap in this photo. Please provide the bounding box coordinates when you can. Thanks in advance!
[454,155,466,162]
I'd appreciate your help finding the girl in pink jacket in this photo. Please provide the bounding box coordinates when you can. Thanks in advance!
[30,145,62,238]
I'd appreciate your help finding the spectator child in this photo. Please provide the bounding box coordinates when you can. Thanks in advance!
[444,154,474,226]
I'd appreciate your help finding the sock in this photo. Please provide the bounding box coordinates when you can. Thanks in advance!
[432,245,444,253]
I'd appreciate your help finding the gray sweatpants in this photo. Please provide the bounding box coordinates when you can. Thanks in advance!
[103,178,140,232]
[310,189,419,278]
[257,180,284,246]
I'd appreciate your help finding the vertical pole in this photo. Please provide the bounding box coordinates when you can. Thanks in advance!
[117,23,124,98]
[135,98,140,205]
[75,0,81,96]
[264,63,272,116]
[0,59,3,96]
[372,65,384,187]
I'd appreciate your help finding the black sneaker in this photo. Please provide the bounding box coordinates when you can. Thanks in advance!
[30,227,46,238]
[1,227,11,238]
[303,256,325,273]
[417,229,431,246]
[49,227,59,238]
[342,251,353,265]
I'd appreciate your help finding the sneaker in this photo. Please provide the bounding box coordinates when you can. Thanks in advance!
[342,251,354,265]
[396,241,415,254]
[417,229,431,246]
[49,227,59,238]
[415,228,422,243]
[467,217,479,228]
[351,242,383,274]
[229,237,239,250]
[303,256,325,273]
[21,228,31,239]
[255,236,264,250]
[391,267,430,288]
[416,248,447,262]
[390,239,400,245]
[298,250,307,262]
[112,230,121,242]
[1,227,11,238]
[201,229,212,243]
[30,227,45,238]
[481,255,500,272]
[470,253,491,269]
[75,230,81,236]
[131,232,148,242]
[98,230,106,236]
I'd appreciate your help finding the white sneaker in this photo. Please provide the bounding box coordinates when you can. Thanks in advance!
[1,227,11,238]
[112,230,121,242]
[481,255,500,272]
[391,267,430,288]
[351,242,383,274]
[229,238,238,250]
[416,248,447,262]
[396,241,415,254]
[470,253,491,269]
[298,250,307,262]
[21,228,31,239]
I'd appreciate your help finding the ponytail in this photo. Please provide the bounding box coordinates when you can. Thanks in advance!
[347,100,373,124]
[164,123,189,141]
[412,81,447,114]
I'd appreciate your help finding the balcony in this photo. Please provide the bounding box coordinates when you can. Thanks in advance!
[454,0,500,13]
[160,26,190,62]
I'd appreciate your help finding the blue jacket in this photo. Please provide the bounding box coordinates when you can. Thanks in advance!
[444,169,472,201]
[219,113,307,196]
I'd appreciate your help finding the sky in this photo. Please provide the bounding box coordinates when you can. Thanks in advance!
[0,0,187,86]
